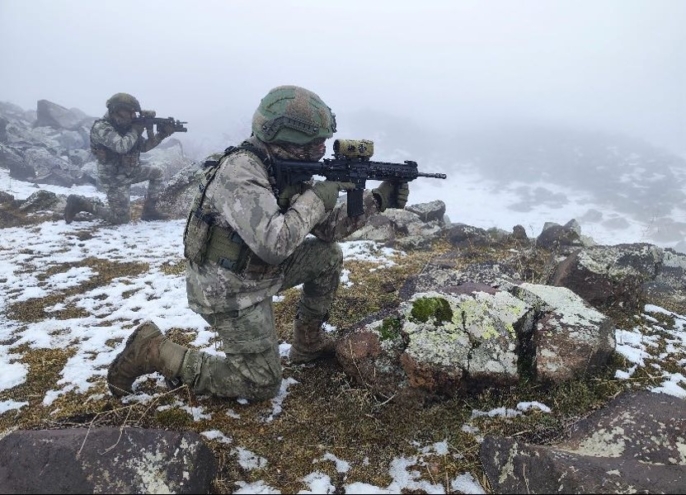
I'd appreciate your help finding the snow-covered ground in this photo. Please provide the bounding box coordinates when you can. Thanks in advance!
[1,171,684,493]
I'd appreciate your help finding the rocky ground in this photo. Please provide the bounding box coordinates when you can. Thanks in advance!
[1,191,684,492]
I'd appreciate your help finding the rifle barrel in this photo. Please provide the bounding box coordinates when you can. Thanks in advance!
[418,172,447,179]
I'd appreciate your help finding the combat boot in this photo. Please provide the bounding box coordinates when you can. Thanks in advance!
[288,313,337,364]
[107,321,187,397]
[64,194,93,224]
[140,202,170,221]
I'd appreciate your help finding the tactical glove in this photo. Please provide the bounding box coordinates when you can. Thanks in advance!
[372,181,409,212]
[311,181,356,212]
[158,122,176,138]
[132,123,145,136]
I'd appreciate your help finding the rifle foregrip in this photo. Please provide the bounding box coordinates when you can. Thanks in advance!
[346,189,365,218]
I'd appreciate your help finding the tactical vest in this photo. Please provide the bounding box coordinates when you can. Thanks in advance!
[90,119,139,172]
[182,142,279,276]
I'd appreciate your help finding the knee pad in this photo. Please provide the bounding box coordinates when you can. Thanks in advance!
[250,379,282,402]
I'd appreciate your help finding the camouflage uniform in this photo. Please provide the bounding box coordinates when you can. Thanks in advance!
[64,92,173,225]
[107,85,407,402]
[88,116,168,224]
[181,137,381,400]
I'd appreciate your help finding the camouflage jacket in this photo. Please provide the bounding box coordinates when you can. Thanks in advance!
[185,137,381,314]
[90,113,165,178]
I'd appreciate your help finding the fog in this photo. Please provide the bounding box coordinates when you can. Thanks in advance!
[1,0,684,158]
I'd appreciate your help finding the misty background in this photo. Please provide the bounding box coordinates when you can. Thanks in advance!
[1,0,685,248]
[2,0,684,155]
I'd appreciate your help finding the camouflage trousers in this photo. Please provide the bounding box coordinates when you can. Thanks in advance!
[179,238,343,401]
[92,163,165,224]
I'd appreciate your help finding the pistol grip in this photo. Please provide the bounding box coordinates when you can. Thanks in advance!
[346,189,365,218]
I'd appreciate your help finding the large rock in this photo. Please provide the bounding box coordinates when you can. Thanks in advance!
[153,161,204,219]
[0,100,96,186]
[34,99,94,131]
[446,223,511,249]
[336,280,615,401]
[550,243,686,313]
[23,148,83,186]
[480,391,686,493]
[508,282,615,382]
[343,205,447,248]
[405,200,446,223]
[536,219,586,253]
[18,190,67,216]
[0,427,217,494]
[0,144,28,178]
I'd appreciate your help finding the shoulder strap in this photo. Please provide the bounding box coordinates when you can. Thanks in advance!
[202,140,270,169]
[226,140,279,196]
[191,141,273,225]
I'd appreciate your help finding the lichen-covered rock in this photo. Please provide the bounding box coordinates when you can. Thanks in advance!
[509,283,615,381]
[343,205,447,247]
[549,243,662,312]
[18,189,66,214]
[405,200,446,223]
[549,243,686,314]
[336,280,615,401]
[480,391,686,493]
[0,427,217,494]
[536,220,584,253]
[400,288,528,389]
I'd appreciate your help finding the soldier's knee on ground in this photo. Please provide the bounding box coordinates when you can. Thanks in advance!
[242,351,283,401]
[150,166,164,180]
[248,377,282,402]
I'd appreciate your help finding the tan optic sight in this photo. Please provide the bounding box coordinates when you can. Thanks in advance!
[333,139,374,159]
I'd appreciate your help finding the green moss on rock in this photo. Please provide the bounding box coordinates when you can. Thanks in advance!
[380,317,402,340]
[410,297,453,326]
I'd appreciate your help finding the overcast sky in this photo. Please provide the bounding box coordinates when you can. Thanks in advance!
[1,0,684,154]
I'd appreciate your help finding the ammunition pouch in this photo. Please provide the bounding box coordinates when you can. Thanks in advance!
[183,208,215,264]
[205,222,279,277]
[183,210,253,273]
[206,223,249,273]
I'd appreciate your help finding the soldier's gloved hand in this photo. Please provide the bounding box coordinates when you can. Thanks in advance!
[159,122,176,138]
[311,181,356,212]
[132,123,145,136]
[373,181,409,212]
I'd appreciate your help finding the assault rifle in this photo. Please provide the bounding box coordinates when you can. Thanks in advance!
[272,139,447,217]
[133,110,188,132]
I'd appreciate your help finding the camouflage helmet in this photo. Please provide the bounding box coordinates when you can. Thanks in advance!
[252,85,336,145]
[106,93,141,113]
